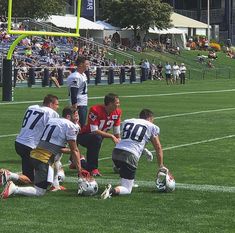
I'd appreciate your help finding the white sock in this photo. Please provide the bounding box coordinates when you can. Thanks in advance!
[118,186,131,195]
[118,178,134,195]
[15,186,46,197]
[9,172,19,182]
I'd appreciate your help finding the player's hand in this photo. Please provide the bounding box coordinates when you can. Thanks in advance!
[111,135,120,144]
[158,165,168,173]
[79,169,90,178]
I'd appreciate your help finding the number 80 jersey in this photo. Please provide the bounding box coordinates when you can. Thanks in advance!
[115,118,160,160]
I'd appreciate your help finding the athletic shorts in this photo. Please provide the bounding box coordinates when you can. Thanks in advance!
[112,157,136,180]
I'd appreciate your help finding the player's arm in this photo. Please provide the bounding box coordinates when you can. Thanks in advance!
[70,87,79,108]
[92,129,120,144]
[151,135,164,168]
[67,140,81,172]
[112,112,122,140]
[60,147,71,154]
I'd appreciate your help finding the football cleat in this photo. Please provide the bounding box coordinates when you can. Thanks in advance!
[100,184,112,199]
[0,169,4,186]
[90,169,102,177]
[0,169,11,187]
[0,181,16,199]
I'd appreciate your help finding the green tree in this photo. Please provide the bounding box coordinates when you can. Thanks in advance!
[101,0,172,42]
[0,0,66,19]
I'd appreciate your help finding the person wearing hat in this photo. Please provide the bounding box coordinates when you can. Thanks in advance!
[179,63,186,84]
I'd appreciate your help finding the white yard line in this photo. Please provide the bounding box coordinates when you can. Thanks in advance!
[161,134,235,151]
[95,134,235,161]
[65,176,235,193]
[0,133,17,138]
[156,107,235,119]
[1,88,235,105]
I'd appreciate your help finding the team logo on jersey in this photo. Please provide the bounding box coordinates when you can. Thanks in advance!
[112,115,118,120]
[89,112,97,121]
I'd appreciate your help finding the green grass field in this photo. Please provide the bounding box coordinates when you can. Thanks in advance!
[0,77,235,233]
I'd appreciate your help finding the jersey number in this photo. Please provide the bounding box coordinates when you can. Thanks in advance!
[122,123,147,142]
[99,120,114,131]
[22,110,44,129]
[40,125,56,142]
[82,81,88,95]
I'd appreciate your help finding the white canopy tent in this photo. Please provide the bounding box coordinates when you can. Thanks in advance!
[46,15,104,30]
[96,20,120,30]
[148,27,187,49]
[44,15,104,42]
[95,20,122,40]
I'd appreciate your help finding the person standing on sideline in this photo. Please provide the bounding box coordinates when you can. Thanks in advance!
[165,62,172,85]
[101,109,167,199]
[67,56,90,127]
[15,94,59,182]
[1,107,83,199]
[172,62,180,84]
[76,93,122,177]
[179,63,187,84]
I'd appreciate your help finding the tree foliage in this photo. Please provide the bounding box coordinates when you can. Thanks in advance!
[0,0,66,19]
[101,0,172,37]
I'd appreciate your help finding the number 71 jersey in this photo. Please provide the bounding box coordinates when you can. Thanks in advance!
[115,118,160,159]
[16,105,59,149]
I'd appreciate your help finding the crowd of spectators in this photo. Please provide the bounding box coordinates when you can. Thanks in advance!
[1,33,126,83]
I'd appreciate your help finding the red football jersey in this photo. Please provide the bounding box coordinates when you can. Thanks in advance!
[81,105,122,133]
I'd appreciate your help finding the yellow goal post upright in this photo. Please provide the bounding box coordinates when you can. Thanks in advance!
[2,0,81,101]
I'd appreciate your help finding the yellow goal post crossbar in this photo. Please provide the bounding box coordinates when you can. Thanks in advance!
[7,0,81,37]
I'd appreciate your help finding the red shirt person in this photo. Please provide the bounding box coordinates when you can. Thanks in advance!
[76,93,122,176]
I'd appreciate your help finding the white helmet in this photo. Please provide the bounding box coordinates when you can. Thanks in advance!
[78,177,98,196]
[156,168,175,192]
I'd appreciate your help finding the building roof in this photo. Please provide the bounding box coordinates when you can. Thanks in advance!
[149,27,184,34]
[96,20,121,30]
[46,15,104,30]
[171,12,208,29]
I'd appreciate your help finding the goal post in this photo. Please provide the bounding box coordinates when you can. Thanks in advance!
[2,0,82,101]
[7,0,81,37]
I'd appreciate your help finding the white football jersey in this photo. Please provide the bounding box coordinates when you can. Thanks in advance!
[115,118,160,160]
[67,71,88,106]
[16,105,59,149]
[40,118,80,147]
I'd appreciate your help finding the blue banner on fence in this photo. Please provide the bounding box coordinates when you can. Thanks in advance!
[82,0,94,18]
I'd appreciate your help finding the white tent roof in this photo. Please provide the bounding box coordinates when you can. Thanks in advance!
[46,15,104,30]
[171,12,208,29]
[96,20,120,30]
[149,27,184,34]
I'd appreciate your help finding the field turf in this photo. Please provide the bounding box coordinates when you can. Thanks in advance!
[0,78,235,233]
